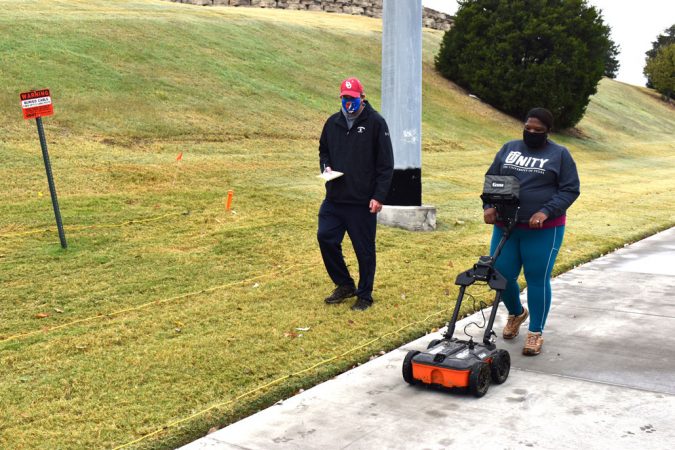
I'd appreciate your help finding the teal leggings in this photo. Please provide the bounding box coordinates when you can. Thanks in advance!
[490,225,565,333]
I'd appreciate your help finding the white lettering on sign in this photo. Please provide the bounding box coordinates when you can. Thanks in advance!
[20,88,54,120]
[21,96,52,108]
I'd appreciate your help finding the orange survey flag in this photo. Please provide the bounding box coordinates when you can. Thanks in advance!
[226,190,234,210]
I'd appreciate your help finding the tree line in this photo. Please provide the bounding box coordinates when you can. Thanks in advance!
[435,0,673,130]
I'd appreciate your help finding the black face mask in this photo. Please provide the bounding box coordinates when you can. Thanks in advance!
[523,130,548,148]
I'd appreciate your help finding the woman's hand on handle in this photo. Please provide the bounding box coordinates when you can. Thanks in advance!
[484,207,497,224]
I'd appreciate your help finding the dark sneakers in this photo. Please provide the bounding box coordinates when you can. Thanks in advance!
[324,284,356,304]
[351,297,373,311]
[324,285,372,311]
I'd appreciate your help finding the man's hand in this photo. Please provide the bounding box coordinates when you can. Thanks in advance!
[369,199,383,214]
[529,211,548,229]
[484,207,497,224]
[323,166,332,173]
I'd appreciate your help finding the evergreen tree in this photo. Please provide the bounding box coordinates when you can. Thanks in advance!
[604,41,619,79]
[435,0,617,129]
[645,25,675,92]
[644,44,675,100]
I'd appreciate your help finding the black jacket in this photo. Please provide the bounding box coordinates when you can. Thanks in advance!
[319,101,394,205]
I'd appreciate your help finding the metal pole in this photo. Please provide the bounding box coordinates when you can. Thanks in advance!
[36,116,67,249]
[382,0,423,206]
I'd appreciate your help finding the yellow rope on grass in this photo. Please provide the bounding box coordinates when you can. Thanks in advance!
[0,211,188,238]
[112,308,451,450]
[0,263,312,345]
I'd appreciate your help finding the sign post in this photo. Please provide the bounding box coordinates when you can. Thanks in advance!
[20,89,67,249]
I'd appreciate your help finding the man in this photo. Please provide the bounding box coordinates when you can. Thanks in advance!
[317,77,394,311]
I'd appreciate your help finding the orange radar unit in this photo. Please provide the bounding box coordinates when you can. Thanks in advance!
[402,175,520,397]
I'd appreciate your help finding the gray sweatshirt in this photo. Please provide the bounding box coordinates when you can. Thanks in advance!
[484,138,580,221]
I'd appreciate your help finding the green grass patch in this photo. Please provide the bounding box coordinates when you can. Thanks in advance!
[1,1,674,448]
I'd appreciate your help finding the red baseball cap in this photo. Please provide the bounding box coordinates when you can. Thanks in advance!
[340,77,364,98]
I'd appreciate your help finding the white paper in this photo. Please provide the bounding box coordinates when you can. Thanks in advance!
[317,171,344,182]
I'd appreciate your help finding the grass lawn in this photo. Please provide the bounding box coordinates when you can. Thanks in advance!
[1,1,674,448]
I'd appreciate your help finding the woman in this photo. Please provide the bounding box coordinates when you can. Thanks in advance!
[483,107,580,355]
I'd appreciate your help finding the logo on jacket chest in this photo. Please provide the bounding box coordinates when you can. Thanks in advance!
[504,151,549,173]
[356,126,366,134]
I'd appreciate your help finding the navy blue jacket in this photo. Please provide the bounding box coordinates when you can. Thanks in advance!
[319,101,394,205]
[485,139,580,220]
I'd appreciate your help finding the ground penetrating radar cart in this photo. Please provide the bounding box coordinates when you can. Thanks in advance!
[403,175,521,397]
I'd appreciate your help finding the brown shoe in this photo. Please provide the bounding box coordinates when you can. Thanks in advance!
[522,332,544,356]
[503,308,528,339]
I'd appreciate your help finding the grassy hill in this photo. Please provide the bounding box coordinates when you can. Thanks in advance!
[1,1,674,448]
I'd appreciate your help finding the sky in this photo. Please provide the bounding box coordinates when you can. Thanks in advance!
[422,0,675,86]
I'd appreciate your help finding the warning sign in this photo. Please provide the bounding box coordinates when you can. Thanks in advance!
[20,89,54,120]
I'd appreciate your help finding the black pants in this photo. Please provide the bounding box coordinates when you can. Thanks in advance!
[317,200,377,300]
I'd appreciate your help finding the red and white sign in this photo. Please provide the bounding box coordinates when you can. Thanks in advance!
[20,89,54,120]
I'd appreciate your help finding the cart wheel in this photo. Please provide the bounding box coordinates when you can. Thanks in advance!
[469,362,491,397]
[490,349,511,384]
[427,339,442,349]
[402,350,420,385]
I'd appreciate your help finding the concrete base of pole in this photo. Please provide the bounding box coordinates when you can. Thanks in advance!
[377,205,436,231]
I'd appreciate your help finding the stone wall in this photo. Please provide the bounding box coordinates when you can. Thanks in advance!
[165,0,454,31]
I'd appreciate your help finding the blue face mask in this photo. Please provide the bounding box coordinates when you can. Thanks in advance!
[342,97,361,114]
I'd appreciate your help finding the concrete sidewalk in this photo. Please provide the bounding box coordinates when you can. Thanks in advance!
[182,228,675,450]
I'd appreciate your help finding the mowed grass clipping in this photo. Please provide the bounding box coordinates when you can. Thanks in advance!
[1,0,674,448]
